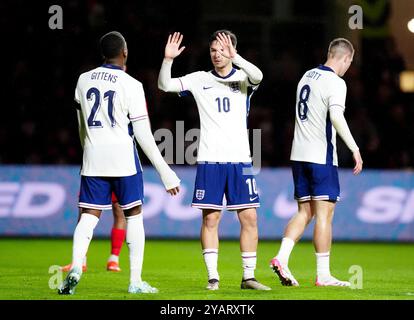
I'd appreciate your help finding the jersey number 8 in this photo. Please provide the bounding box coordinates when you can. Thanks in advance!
[297,85,310,121]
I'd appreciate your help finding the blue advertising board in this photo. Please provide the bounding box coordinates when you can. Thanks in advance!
[0,166,413,241]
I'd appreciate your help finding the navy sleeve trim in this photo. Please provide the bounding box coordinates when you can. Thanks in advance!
[248,78,261,86]
[178,90,192,97]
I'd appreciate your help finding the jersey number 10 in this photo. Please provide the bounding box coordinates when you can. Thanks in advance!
[215,97,230,113]
[87,87,116,128]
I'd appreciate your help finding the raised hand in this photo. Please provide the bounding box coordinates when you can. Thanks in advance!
[216,32,237,59]
[164,32,186,61]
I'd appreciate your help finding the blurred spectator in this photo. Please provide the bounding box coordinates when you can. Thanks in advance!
[1,0,413,169]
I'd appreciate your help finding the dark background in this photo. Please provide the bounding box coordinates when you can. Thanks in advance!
[1,0,413,169]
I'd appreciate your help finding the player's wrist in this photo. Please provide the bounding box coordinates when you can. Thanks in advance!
[231,53,241,63]
[161,170,180,190]
[163,57,174,63]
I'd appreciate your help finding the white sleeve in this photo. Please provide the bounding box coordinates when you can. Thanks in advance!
[74,78,81,104]
[74,80,84,149]
[329,105,359,152]
[328,79,347,109]
[128,83,149,122]
[158,59,185,93]
[132,119,180,190]
[232,54,263,85]
[77,109,85,149]
[74,89,80,104]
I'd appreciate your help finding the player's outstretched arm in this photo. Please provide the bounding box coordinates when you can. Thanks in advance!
[216,32,263,85]
[329,106,363,175]
[158,32,186,92]
[132,119,180,195]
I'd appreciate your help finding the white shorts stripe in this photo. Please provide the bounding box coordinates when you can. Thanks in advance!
[120,200,142,210]
[295,195,340,202]
[191,203,223,210]
[312,195,330,200]
[79,202,112,210]
[226,203,260,210]
[295,196,311,202]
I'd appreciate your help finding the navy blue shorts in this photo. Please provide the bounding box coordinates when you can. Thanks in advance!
[291,161,340,202]
[191,162,260,211]
[79,173,144,210]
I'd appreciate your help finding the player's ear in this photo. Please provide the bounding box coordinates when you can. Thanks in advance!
[123,47,128,58]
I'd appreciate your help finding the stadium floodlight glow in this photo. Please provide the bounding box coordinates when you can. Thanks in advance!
[400,71,414,93]
[408,19,414,33]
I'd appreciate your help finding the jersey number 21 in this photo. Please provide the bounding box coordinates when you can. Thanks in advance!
[87,87,116,128]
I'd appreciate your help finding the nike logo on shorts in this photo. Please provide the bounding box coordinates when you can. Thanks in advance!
[203,86,213,90]
[250,196,258,201]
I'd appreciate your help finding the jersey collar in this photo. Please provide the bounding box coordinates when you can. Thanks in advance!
[317,65,335,73]
[101,64,124,70]
[211,68,236,79]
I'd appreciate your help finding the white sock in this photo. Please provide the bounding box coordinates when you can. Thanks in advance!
[108,254,119,263]
[202,249,219,281]
[82,256,87,265]
[126,214,145,286]
[72,214,99,272]
[316,252,331,279]
[275,237,295,266]
[242,252,256,280]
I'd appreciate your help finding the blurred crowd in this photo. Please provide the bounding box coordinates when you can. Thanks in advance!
[2,0,413,169]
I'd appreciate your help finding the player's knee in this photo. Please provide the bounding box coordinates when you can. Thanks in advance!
[315,211,334,224]
[297,209,313,224]
[124,205,142,217]
[202,212,220,229]
[239,210,257,229]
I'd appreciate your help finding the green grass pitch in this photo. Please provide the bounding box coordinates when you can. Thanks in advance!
[0,239,413,300]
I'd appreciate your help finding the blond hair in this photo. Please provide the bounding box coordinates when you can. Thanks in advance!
[328,38,354,59]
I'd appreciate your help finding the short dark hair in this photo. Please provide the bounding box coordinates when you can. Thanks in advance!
[209,29,237,48]
[99,31,126,59]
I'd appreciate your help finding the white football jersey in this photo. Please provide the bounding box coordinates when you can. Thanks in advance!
[75,64,147,177]
[179,68,258,162]
[290,65,347,166]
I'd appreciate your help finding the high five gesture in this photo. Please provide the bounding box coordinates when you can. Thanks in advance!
[164,32,186,61]
[216,32,237,60]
